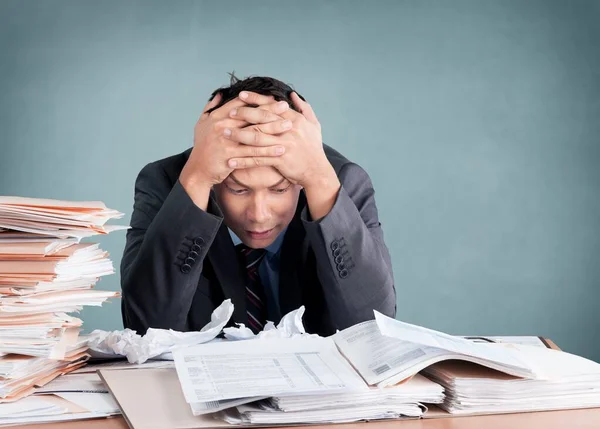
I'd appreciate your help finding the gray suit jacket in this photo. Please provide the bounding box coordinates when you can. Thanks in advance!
[120,145,396,336]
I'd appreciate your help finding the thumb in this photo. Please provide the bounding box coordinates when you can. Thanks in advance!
[291,92,318,124]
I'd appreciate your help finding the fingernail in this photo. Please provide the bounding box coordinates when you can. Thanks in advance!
[276,146,285,155]
[239,91,248,100]
[230,108,237,117]
[229,160,237,167]
[224,128,231,136]
[282,120,292,129]
[279,101,289,110]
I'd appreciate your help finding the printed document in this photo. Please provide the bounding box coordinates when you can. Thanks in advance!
[333,312,542,387]
[172,337,367,404]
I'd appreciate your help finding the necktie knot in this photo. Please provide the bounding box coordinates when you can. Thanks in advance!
[236,244,267,269]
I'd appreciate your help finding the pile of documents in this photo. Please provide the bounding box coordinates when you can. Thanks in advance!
[0,372,121,426]
[0,196,125,406]
[332,311,542,388]
[162,310,600,425]
[93,307,600,427]
[173,337,373,416]
[221,374,444,424]
[168,312,549,424]
[424,345,600,414]
[100,336,444,427]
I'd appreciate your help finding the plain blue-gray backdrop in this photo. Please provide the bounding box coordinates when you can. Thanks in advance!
[1,0,599,360]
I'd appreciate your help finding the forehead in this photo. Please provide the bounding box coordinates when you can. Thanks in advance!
[227,167,285,188]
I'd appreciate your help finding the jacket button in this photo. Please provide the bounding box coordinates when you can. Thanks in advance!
[334,255,344,264]
[337,262,346,271]
[194,237,205,246]
[191,244,201,252]
[333,248,341,257]
[181,264,192,274]
[339,269,349,279]
[189,250,199,259]
[185,257,195,265]
[330,241,339,251]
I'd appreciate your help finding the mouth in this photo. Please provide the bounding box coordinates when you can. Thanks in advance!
[246,228,275,240]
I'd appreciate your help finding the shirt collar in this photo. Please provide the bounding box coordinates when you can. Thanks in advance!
[228,227,286,255]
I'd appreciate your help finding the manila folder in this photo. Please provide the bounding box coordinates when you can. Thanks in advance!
[98,368,234,429]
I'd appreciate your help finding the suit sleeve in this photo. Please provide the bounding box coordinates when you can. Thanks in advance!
[120,162,222,334]
[301,162,396,329]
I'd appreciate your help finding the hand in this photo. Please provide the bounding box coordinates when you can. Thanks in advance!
[180,92,290,188]
[224,92,338,190]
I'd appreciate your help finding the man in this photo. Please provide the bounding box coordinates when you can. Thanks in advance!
[121,75,395,336]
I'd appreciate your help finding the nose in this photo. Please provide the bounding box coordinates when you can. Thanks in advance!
[246,193,271,225]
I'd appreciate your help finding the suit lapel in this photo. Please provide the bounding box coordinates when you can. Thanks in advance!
[278,191,307,316]
[205,194,248,325]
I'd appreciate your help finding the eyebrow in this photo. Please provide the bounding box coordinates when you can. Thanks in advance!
[228,174,288,189]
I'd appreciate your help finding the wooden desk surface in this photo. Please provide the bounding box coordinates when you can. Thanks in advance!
[14,408,600,429]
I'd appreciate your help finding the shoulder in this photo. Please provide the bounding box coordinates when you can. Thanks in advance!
[323,144,351,174]
[136,148,192,189]
[323,144,371,184]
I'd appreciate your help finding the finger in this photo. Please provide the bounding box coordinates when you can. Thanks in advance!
[200,92,222,119]
[229,103,288,124]
[210,95,274,120]
[228,156,280,169]
[263,100,290,115]
[231,144,286,159]
[291,92,318,123]
[253,119,293,135]
[223,127,285,146]
[215,118,247,130]
[278,106,302,121]
[238,91,279,106]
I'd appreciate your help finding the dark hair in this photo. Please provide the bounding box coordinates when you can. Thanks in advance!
[206,73,305,114]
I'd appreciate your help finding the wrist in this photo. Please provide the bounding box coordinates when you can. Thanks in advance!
[303,165,340,194]
[179,168,213,211]
[303,167,341,222]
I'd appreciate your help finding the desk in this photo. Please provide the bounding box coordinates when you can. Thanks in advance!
[14,338,600,429]
[14,408,600,429]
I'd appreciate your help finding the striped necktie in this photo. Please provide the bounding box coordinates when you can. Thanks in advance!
[236,244,268,334]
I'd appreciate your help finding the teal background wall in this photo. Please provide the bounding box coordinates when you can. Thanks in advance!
[1,1,599,360]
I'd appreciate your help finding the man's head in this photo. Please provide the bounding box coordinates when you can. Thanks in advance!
[211,75,304,249]
[206,74,305,114]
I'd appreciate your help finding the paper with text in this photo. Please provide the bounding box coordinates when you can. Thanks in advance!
[333,314,543,388]
[173,337,367,404]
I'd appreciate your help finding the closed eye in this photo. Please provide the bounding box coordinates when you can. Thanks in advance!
[271,185,291,194]
[226,185,248,195]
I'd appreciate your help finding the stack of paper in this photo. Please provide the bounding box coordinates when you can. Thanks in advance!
[222,402,425,425]
[171,309,577,424]
[0,397,68,425]
[0,339,90,402]
[0,393,120,426]
[221,374,444,424]
[0,196,126,239]
[332,311,543,390]
[172,336,445,423]
[424,345,600,414]
[268,374,444,412]
[0,196,126,405]
[102,305,600,426]
[4,371,123,424]
[173,337,369,407]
